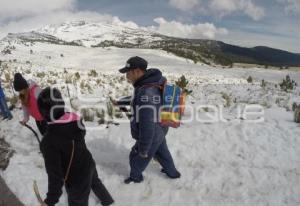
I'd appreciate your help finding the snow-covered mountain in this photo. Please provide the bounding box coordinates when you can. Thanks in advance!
[38,21,164,47]
[1,20,300,67]
[1,20,163,47]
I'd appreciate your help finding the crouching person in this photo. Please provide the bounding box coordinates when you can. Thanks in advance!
[37,87,114,206]
[13,73,47,135]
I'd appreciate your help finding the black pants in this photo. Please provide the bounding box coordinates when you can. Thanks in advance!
[35,120,47,135]
[66,167,114,206]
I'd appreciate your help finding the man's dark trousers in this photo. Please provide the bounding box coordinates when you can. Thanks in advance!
[129,137,178,181]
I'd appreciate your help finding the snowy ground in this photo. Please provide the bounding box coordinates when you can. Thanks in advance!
[0,43,300,206]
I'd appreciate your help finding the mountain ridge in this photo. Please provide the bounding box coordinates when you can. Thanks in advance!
[1,20,300,67]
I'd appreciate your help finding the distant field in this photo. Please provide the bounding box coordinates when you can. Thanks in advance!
[233,63,300,71]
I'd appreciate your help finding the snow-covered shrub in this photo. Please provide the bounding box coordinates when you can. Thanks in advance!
[247,76,253,83]
[80,81,92,93]
[49,71,58,77]
[261,101,272,108]
[261,79,266,88]
[88,69,98,77]
[96,79,102,85]
[279,75,297,92]
[36,72,46,78]
[1,48,11,55]
[98,118,105,125]
[294,107,300,123]
[96,109,106,124]
[0,138,13,170]
[81,108,95,122]
[25,69,31,74]
[47,79,57,84]
[65,75,75,84]
[175,75,193,95]
[198,107,211,113]
[74,72,80,80]
[106,101,115,119]
[221,92,231,107]
[119,76,125,82]
[292,103,299,111]
[203,107,210,112]
[114,108,124,119]
[4,72,11,82]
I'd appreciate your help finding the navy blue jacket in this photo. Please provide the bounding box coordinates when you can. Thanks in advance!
[131,69,168,155]
[0,81,5,99]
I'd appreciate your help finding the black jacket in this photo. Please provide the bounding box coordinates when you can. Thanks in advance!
[40,115,94,206]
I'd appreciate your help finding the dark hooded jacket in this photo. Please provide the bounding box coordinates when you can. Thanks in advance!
[40,113,94,206]
[0,80,5,98]
[131,68,168,155]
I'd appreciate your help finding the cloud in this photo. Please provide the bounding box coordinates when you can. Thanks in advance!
[168,0,265,20]
[0,0,74,19]
[149,17,228,39]
[169,0,201,11]
[209,0,238,13]
[110,16,139,29]
[210,0,265,21]
[240,0,265,20]
[277,0,300,14]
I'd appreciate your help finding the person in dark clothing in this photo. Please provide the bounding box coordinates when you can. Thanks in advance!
[37,87,114,206]
[0,78,13,120]
[118,56,181,184]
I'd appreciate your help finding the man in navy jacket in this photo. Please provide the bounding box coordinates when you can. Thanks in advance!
[119,56,181,184]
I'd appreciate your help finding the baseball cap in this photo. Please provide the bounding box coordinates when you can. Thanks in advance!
[119,56,148,73]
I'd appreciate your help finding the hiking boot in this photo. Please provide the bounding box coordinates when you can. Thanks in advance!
[124,177,143,184]
[161,168,181,179]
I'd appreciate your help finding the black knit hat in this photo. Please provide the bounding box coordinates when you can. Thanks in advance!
[13,73,28,91]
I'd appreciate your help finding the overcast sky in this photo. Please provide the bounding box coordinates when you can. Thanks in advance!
[0,0,299,53]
